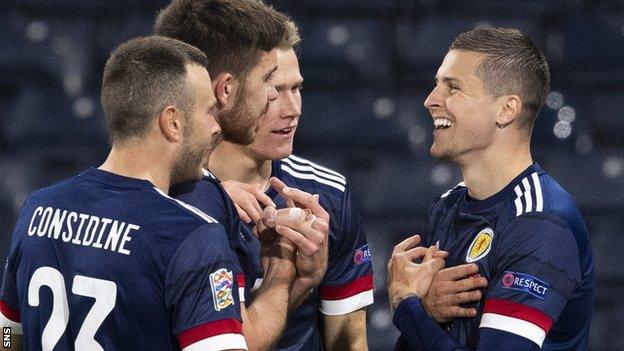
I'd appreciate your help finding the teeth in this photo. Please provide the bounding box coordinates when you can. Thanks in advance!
[433,118,453,129]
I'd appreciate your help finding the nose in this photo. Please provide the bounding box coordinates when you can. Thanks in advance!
[424,85,442,111]
[281,92,301,119]
[267,84,278,102]
[209,113,222,135]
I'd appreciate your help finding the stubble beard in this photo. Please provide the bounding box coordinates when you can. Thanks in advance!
[218,87,264,146]
[170,128,207,186]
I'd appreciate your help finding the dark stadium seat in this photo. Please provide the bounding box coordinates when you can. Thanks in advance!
[94,14,154,56]
[360,156,462,218]
[297,18,393,86]
[560,18,624,89]
[587,214,624,280]
[296,0,395,15]
[0,12,94,99]
[538,149,624,211]
[90,14,154,91]
[430,0,549,18]
[578,92,624,148]
[295,91,411,154]
[8,0,169,17]
[396,15,546,85]
[4,80,109,148]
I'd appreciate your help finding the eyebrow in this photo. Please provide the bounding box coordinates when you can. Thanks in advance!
[275,78,304,90]
[263,65,278,81]
[435,76,461,85]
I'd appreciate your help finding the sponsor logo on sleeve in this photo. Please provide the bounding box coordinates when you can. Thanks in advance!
[353,244,372,266]
[210,268,234,311]
[502,271,550,300]
[466,228,494,263]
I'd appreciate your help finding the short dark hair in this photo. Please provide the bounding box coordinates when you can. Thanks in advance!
[101,35,209,143]
[154,0,289,80]
[450,28,550,130]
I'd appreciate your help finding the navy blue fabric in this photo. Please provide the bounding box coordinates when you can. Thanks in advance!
[396,164,594,350]
[1,168,242,350]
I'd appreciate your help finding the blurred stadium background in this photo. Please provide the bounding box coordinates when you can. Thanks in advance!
[1,0,623,349]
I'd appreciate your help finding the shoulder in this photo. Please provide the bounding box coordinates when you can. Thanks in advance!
[277,154,349,198]
[149,185,220,226]
[25,173,82,202]
[505,168,586,237]
[170,172,227,204]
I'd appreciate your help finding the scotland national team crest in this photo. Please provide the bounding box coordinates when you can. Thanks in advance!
[466,228,494,263]
[210,268,234,311]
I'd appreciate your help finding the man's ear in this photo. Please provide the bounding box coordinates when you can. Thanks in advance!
[158,105,183,142]
[496,94,522,129]
[213,72,239,107]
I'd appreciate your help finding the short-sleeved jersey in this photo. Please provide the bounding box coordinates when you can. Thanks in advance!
[171,155,374,351]
[0,168,247,351]
[420,163,594,349]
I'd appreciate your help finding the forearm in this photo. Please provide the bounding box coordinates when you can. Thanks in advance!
[288,278,314,310]
[242,264,294,351]
[393,297,538,351]
[393,296,460,350]
[323,309,368,351]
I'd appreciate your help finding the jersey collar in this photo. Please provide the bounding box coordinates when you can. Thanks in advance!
[460,163,544,213]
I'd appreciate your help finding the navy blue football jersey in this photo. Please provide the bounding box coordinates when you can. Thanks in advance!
[0,169,247,351]
[397,163,594,350]
[171,155,374,351]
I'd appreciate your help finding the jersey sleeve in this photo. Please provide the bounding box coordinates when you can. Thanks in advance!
[165,223,247,351]
[0,196,36,335]
[1,250,22,334]
[318,185,374,316]
[394,297,539,351]
[480,214,582,347]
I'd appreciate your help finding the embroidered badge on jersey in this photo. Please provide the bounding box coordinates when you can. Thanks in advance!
[353,244,372,266]
[210,268,234,311]
[465,227,493,263]
[502,271,550,300]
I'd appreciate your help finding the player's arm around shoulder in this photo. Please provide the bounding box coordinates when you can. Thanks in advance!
[320,183,374,351]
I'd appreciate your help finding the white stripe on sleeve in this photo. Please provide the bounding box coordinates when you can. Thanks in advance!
[182,333,248,351]
[514,185,523,217]
[531,172,543,212]
[522,177,533,213]
[320,289,374,316]
[480,313,546,347]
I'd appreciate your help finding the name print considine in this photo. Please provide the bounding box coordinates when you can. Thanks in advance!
[27,206,139,255]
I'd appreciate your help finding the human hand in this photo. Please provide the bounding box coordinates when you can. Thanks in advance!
[387,235,448,311]
[221,179,276,224]
[271,177,330,288]
[422,264,489,323]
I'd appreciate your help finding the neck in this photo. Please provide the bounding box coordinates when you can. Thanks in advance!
[208,141,272,190]
[459,139,532,200]
[99,141,172,192]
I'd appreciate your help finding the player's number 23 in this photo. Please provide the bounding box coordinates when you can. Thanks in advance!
[28,266,117,351]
